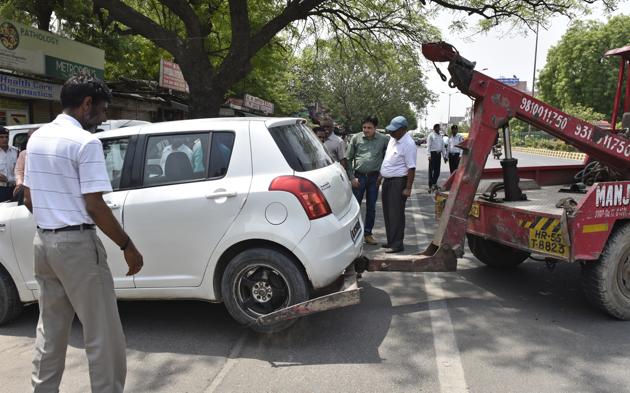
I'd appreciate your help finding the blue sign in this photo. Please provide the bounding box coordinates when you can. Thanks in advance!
[497,77,519,86]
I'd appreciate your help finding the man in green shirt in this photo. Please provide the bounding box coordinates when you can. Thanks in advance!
[346,116,389,245]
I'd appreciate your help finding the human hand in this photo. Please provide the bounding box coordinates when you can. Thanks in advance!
[124,242,144,276]
[351,178,360,189]
[12,184,22,197]
[402,188,411,198]
[0,174,7,182]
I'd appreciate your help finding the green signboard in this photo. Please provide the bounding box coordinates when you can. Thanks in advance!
[45,56,104,80]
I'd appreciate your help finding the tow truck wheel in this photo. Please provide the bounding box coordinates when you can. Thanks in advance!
[221,248,309,333]
[0,266,22,325]
[467,234,530,268]
[581,223,630,320]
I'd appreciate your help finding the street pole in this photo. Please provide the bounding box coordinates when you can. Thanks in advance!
[528,21,540,136]
[447,93,452,127]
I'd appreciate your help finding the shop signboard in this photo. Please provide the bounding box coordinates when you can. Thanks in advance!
[244,94,274,115]
[0,19,104,79]
[0,74,61,100]
[159,59,189,93]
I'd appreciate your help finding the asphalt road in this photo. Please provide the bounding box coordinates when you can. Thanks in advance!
[3,151,628,393]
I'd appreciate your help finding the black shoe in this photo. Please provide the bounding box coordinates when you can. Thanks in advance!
[384,247,404,254]
[381,243,390,248]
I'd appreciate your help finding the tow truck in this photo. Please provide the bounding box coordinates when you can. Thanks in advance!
[258,42,630,327]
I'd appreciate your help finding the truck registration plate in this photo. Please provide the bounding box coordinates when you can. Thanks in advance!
[526,217,569,258]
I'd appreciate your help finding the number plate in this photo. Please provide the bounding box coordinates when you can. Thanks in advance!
[527,217,569,258]
[350,220,361,242]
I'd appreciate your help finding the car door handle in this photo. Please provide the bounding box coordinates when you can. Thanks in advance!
[205,191,237,199]
[0,223,5,232]
[106,203,121,210]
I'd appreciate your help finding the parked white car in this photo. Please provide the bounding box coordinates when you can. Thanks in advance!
[0,117,363,332]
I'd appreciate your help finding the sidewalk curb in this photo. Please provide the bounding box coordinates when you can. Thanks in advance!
[512,146,586,160]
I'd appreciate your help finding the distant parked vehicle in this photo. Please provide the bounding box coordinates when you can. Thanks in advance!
[6,119,150,150]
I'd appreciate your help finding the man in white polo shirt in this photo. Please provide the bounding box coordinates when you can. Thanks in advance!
[23,74,143,393]
[379,115,417,253]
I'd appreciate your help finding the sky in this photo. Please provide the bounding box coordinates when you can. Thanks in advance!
[421,3,628,131]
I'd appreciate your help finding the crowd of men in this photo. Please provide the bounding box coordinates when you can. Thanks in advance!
[318,115,464,254]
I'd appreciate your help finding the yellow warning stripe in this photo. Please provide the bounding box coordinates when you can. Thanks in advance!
[533,217,549,231]
[582,223,609,234]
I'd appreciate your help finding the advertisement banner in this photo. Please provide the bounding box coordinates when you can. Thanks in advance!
[244,94,274,114]
[0,74,61,100]
[0,19,104,79]
[159,59,189,93]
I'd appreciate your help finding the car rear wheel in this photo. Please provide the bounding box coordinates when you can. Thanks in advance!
[582,223,630,320]
[467,234,530,268]
[221,248,309,333]
[0,266,22,325]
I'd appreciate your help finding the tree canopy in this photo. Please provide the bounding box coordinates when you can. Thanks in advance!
[0,0,622,118]
[293,39,434,132]
[537,15,630,121]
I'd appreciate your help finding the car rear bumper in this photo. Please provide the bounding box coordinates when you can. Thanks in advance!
[294,203,363,289]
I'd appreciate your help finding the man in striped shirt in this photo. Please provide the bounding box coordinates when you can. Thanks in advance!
[23,74,143,393]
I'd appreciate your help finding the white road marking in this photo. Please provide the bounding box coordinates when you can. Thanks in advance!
[425,273,469,393]
[204,331,248,393]
[411,194,469,393]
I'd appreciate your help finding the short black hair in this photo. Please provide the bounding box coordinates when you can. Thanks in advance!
[313,126,324,132]
[60,73,112,109]
[433,123,440,130]
[362,116,378,127]
[451,124,458,130]
[0,126,7,135]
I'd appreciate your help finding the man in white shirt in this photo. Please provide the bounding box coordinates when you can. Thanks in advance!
[23,74,143,393]
[0,126,19,202]
[446,124,465,173]
[379,116,416,253]
[426,123,446,192]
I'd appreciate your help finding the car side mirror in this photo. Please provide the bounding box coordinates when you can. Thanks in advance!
[146,164,163,177]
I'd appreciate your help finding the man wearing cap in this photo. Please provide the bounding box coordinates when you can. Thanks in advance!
[346,116,389,245]
[379,115,416,253]
[0,126,19,202]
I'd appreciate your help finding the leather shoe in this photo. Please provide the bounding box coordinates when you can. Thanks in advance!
[384,247,404,254]
[381,243,390,248]
[364,234,377,245]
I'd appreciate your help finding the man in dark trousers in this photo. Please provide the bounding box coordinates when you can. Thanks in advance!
[346,116,389,245]
[446,124,464,173]
[379,116,416,253]
[23,74,144,393]
[426,123,446,192]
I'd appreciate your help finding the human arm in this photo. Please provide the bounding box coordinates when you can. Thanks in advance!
[84,192,143,276]
[23,186,32,213]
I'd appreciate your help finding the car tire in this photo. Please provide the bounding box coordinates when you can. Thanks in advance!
[221,248,309,333]
[467,234,530,268]
[581,223,630,320]
[0,266,22,325]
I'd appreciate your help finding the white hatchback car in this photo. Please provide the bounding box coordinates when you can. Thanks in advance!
[0,118,363,332]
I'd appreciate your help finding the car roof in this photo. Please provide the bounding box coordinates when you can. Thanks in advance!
[96,117,307,139]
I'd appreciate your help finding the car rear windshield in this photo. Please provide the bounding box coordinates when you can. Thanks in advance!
[268,122,333,171]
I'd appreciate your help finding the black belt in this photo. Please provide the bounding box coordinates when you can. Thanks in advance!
[38,224,95,233]
[355,170,379,177]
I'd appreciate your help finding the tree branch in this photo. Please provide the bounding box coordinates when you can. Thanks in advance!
[93,0,182,56]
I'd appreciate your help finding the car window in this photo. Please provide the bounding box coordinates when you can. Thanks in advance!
[208,132,235,178]
[143,133,208,186]
[268,123,333,171]
[101,138,129,190]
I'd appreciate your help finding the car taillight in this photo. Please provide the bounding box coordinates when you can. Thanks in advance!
[269,176,332,220]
